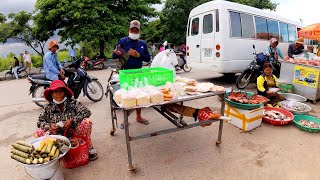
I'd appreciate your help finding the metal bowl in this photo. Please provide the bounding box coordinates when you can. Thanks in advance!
[279,93,307,102]
[280,100,312,115]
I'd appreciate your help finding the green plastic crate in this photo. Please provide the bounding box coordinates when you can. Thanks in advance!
[119,67,174,88]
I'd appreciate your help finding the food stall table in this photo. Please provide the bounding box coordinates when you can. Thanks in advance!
[108,85,226,172]
[280,61,320,103]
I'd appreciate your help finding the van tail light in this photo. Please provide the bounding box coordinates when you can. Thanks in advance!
[187,46,189,51]
[216,44,221,51]
[187,52,190,56]
[216,52,220,58]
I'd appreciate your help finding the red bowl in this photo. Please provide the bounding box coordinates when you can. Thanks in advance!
[262,107,294,126]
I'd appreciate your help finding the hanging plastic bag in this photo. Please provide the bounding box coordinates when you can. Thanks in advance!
[151,49,178,75]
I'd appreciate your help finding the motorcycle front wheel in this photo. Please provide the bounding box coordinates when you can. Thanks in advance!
[86,80,104,102]
[19,70,28,78]
[236,71,253,89]
[32,85,47,108]
[183,64,192,72]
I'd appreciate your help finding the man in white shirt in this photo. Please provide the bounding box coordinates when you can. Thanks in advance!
[68,45,76,62]
[23,51,31,73]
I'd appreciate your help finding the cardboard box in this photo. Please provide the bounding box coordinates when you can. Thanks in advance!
[224,103,263,131]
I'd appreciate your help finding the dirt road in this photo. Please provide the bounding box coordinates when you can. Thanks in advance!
[1,69,319,180]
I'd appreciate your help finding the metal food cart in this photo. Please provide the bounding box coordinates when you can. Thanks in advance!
[280,61,320,103]
[108,85,226,172]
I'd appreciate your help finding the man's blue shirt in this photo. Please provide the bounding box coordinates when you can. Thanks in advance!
[112,37,150,69]
[43,51,63,80]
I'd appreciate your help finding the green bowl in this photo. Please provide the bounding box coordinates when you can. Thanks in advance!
[293,115,320,133]
[226,92,263,110]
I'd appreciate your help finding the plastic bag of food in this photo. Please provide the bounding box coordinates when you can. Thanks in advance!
[114,89,127,104]
[136,91,151,106]
[149,89,164,104]
[121,90,137,108]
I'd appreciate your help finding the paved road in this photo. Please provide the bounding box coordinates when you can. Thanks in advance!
[1,68,320,179]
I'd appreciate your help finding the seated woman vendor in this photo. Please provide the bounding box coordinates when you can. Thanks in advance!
[34,80,98,161]
[257,63,285,106]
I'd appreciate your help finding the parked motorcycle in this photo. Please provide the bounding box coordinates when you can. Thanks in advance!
[28,58,104,108]
[5,64,28,80]
[236,45,264,89]
[81,56,105,70]
[175,51,191,72]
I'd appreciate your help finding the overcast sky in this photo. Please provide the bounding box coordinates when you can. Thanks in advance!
[0,0,319,25]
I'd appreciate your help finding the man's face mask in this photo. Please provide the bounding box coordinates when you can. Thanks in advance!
[129,33,140,40]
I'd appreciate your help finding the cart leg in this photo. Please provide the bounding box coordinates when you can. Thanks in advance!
[216,94,225,146]
[110,93,116,136]
[124,110,136,172]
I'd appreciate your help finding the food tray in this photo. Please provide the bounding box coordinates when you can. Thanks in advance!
[226,92,262,110]
[279,93,307,102]
[23,135,71,167]
[280,100,311,115]
[293,115,320,133]
[262,107,293,126]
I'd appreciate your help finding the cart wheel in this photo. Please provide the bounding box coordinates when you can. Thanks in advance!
[216,141,222,146]
[129,167,137,173]
[110,130,115,136]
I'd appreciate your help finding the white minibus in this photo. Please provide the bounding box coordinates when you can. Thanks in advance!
[186,0,304,75]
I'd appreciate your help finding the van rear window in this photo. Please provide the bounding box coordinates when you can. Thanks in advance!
[191,18,199,36]
[203,14,213,34]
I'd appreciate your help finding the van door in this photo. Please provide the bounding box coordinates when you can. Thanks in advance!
[187,16,202,62]
[200,11,215,63]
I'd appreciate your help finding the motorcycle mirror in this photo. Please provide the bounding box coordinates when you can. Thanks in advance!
[253,44,255,49]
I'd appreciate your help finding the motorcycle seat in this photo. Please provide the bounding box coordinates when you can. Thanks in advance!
[29,74,48,80]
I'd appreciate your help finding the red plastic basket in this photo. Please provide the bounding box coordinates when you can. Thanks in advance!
[63,129,89,169]
[262,107,294,126]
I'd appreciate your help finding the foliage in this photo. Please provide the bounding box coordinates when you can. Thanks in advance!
[148,0,278,45]
[34,0,161,56]
[0,11,51,57]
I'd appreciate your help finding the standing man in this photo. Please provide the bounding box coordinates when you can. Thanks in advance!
[68,45,76,62]
[43,40,65,81]
[113,20,151,128]
[23,51,31,73]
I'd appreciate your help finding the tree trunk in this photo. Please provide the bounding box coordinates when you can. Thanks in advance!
[99,40,105,58]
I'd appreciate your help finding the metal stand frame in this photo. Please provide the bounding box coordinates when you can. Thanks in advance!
[109,88,226,172]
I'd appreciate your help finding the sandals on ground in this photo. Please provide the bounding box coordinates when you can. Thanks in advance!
[89,148,98,161]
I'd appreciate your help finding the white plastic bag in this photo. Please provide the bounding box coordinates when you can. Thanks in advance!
[151,49,178,75]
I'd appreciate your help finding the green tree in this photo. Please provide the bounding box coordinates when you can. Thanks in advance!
[34,0,161,56]
[158,0,277,45]
[0,11,51,57]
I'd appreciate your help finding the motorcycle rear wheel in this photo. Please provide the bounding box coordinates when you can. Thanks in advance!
[183,64,192,72]
[86,80,104,102]
[5,72,13,80]
[32,86,47,108]
[236,71,253,89]
[19,70,28,78]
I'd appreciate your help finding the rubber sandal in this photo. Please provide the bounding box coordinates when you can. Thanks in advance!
[89,148,98,161]
[136,118,149,125]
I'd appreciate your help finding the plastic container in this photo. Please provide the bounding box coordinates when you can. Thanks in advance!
[24,160,63,180]
[279,93,307,102]
[293,115,320,133]
[23,135,71,180]
[119,67,174,88]
[280,100,312,115]
[226,92,262,110]
[262,107,294,126]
